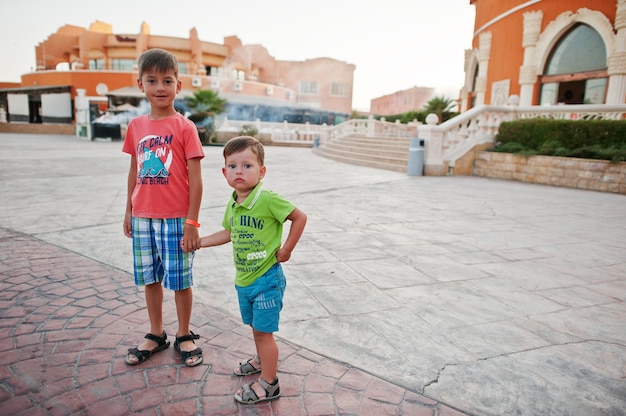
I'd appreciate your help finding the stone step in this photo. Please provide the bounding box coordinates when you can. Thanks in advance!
[313,135,410,172]
[333,136,411,148]
[324,141,409,158]
[313,148,408,172]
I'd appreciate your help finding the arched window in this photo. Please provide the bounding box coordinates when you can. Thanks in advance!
[540,23,608,105]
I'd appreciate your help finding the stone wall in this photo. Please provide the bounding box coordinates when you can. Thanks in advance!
[473,151,626,194]
[0,123,75,135]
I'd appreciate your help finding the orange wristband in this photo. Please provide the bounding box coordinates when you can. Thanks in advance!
[185,219,200,227]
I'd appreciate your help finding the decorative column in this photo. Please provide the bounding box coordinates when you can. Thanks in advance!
[607,0,626,104]
[519,11,543,105]
[460,49,472,112]
[475,32,492,106]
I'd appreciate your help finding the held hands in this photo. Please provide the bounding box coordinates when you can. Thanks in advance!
[180,224,201,253]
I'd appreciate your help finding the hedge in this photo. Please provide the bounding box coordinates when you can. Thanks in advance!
[491,119,626,162]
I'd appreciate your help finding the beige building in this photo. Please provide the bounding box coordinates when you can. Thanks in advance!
[370,86,434,116]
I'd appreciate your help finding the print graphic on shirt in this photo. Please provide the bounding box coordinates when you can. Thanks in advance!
[137,134,173,185]
[232,214,266,273]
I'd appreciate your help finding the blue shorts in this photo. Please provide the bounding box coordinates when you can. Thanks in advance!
[236,263,286,333]
[132,217,194,291]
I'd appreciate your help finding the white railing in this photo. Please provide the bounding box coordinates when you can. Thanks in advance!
[218,118,323,143]
[323,116,420,143]
[216,115,420,144]
[216,103,626,176]
[417,103,626,175]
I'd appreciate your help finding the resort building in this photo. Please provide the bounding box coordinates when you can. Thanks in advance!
[0,21,355,125]
[1,1,623,131]
[461,0,625,110]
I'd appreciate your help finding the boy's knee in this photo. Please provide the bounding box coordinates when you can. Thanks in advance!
[252,328,273,337]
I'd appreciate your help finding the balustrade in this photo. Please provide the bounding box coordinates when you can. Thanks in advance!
[418,103,626,175]
[215,103,626,176]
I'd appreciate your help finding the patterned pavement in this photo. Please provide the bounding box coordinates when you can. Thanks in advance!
[0,227,467,415]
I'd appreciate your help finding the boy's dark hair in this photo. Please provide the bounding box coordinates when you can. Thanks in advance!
[223,136,265,165]
[137,48,179,79]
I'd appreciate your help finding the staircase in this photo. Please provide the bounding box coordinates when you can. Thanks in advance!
[312,135,411,173]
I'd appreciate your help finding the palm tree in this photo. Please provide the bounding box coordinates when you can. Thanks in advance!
[185,89,227,144]
[423,96,457,124]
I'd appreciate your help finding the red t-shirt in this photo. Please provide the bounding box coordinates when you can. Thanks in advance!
[122,113,204,218]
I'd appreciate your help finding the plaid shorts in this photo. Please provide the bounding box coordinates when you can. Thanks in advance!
[132,217,194,290]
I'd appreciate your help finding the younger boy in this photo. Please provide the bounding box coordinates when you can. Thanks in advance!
[197,136,307,403]
[123,48,204,367]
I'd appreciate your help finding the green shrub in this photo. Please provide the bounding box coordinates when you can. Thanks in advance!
[239,124,258,137]
[491,119,626,162]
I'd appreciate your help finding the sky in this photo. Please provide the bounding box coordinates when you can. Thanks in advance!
[0,0,476,110]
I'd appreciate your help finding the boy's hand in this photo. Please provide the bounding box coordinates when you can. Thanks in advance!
[181,224,200,252]
[276,207,307,263]
[123,212,132,238]
[276,247,292,263]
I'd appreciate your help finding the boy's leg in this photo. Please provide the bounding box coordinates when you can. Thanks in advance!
[254,329,278,381]
[174,287,201,365]
[158,217,201,365]
[250,265,284,381]
[236,329,278,400]
[146,282,164,336]
[235,265,285,398]
[126,282,164,363]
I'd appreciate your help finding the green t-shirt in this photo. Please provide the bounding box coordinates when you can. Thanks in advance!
[222,182,295,287]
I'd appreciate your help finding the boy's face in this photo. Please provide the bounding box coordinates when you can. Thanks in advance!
[137,68,181,110]
[222,148,266,195]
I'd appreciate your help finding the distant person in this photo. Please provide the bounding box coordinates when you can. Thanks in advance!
[122,48,204,367]
[196,136,307,403]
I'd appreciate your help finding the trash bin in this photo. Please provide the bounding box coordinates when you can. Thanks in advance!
[407,138,424,176]
[313,136,320,147]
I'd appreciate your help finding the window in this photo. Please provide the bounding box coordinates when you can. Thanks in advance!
[89,59,104,70]
[300,81,318,95]
[540,24,608,104]
[584,78,607,104]
[111,59,135,71]
[178,62,187,75]
[545,24,606,75]
[210,67,225,78]
[540,82,558,105]
[330,82,349,97]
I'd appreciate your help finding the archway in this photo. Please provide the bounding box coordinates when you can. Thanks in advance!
[539,23,608,105]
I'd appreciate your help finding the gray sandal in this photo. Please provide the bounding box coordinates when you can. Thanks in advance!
[234,355,261,376]
[234,377,280,404]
